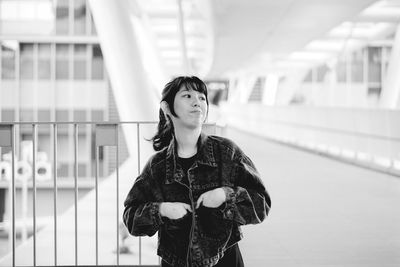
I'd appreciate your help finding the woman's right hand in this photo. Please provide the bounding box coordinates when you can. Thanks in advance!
[159,202,192,220]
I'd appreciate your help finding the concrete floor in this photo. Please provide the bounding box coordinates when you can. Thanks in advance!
[225,128,400,267]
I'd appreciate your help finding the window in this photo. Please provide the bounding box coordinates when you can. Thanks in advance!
[91,44,103,80]
[74,44,86,80]
[316,64,329,82]
[56,44,69,79]
[1,42,16,79]
[38,43,51,79]
[336,58,347,82]
[351,50,363,83]
[74,0,87,35]
[20,43,34,79]
[56,0,69,34]
[367,47,381,83]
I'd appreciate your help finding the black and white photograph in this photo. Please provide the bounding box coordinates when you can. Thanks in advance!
[0,0,399,266]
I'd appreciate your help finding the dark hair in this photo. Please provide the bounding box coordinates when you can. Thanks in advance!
[151,76,209,151]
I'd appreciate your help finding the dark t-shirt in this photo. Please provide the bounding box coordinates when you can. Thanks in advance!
[177,154,197,186]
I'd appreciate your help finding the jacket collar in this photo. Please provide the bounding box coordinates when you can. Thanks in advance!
[165,132,217,184]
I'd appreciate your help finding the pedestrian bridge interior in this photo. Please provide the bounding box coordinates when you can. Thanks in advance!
[0,0,399,266]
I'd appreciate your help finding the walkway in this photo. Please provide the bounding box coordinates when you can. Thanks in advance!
[226,128,400,267]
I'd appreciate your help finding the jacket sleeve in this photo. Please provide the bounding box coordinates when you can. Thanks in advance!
[222,152,271,226]
[123,163,163,237]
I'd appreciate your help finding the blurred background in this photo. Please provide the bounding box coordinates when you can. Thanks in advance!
[0,0,399,266]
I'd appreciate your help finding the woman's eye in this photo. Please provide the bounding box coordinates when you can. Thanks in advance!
[183,94,191,98]
[200,96,206,101]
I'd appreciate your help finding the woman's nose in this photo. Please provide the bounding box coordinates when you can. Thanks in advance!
[192,96,201,106]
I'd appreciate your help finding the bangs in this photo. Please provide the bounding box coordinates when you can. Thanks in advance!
[183,78,208,96]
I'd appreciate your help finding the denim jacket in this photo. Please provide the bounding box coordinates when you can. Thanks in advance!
[123,133,271,267]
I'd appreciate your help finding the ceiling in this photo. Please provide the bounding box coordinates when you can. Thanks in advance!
[208,0,380,78]
[137,0,400,79]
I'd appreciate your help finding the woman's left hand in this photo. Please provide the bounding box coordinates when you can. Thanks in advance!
[196,187,226,209]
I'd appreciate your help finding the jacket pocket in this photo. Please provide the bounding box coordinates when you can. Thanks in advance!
[164,213,192,239]
[196,206,232,241]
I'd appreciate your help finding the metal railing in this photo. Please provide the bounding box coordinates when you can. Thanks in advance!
[223,104,400,177]
[0,121,161,267]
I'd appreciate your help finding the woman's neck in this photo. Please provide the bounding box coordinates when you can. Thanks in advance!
[174,127,201,158]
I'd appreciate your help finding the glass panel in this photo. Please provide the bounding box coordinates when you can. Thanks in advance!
[368,47,381,83]
[383,46,392,77]
[1,42,16,79]
[302,70,312,82]
[351,50,363,82]
[20,43,34,79]
[1,109,15,121]
[91,110,103,121]
[316,64,328,82]
[56,44,69,79]
[38,43,51,79]
[73,110,86,121]
[336,58,347,82]
[56,0,70,34]
[38,110,51,121]
[91,44,103,80]
[20,109,34,121]
[74,0,87,35]
[74,44,86,80]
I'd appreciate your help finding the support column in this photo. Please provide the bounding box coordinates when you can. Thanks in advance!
[88,0,161,155]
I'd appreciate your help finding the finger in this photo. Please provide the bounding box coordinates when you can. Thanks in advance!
[183,203,192,212]
[196,195,203,209]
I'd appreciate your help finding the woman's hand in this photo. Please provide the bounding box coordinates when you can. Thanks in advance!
[196,188,226,208]
[159,202,192,220]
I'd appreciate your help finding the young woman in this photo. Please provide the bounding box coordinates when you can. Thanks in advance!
[123,76,271,267]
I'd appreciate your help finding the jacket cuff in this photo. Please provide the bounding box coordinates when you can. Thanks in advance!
[222,186,236,204]
[221,187,235,220]
[152,202,164,226]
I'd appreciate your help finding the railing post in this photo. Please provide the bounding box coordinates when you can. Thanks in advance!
[0,124,15,267]
[53,123,58,266]
[95,124,119,266]
[137,123,142,266]
[74,123,79,266]
[32,124,37,267]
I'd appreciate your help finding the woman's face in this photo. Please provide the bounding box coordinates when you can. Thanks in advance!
[171,86,208,130]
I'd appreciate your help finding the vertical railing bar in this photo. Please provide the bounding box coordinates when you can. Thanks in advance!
[95,143,99,266]
[11,125,16,267]
[116,125,120,266]
[53,124,58,266]
[137,123,141,266]
[74,124,78,266]
[32,124,37,267]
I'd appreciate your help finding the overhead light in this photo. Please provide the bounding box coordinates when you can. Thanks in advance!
[361,0,400,17]
[305,39,364,53]
[275,60,313,69]
[289,51,333,62]
[328,21,392,39]
[305,40,345,52]
[152,24,178,33]
[161,50,182,58]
